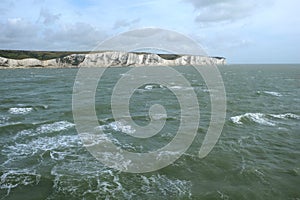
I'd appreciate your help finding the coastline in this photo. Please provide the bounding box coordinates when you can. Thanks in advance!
[0,50,226,69]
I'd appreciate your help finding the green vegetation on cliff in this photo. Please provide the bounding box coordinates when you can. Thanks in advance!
[0,50,225,62]
[0,50,89,60]
[0,50,182,60]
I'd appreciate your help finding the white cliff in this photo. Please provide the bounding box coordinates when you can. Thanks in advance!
[0,51,225,68]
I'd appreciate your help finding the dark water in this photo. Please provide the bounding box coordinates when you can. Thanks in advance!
[0,65,299,199]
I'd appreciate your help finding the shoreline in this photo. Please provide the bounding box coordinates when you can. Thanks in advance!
[0,50,226,69]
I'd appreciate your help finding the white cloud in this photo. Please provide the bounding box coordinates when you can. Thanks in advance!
[44,22,107,50]
[0,17,107,51]
[185,0,266,24]
[38,8,61,25]
[0,18,38,44]
[0,0,14,15]
[113,18,140,29]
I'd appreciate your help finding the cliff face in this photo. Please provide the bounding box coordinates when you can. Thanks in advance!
[0,51,225,68]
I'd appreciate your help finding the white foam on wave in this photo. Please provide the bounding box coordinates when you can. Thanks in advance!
[8,107,33,114]
[230,115,243,125]
[269,113,300,120]
[97,121,135,134]
[0,115,10,124]
[151,113,168,120]
[36,121,75,134]
[170,85,182,90]
[50,166,129,199]
[79,132,121,147]
[202,88,209,93]
[169,85,194,91]
[157,151,181,161]
[50,161,191,200]
[5,134,81,159]
[0,169,41,196]
[262,91,282,97]
[80,130,140,155]
[231,112,300,126]
[143,84,163,91]
[140,174,192,198]
[4,121,78,163]
[145,85,154,90]
[15,121,75,139]
[230,113,276,126]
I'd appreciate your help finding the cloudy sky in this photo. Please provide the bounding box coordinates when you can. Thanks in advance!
[0,0,299,63]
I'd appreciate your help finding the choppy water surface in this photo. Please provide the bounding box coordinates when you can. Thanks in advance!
[0,65,299,199]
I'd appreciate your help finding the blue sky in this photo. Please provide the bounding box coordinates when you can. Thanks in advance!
[0,0,299,63]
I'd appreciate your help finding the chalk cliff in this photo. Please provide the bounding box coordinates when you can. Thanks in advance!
[0,51,225,68]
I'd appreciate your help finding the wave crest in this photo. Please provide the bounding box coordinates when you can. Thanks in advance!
[8,107,33,115]
[230,112,299,126]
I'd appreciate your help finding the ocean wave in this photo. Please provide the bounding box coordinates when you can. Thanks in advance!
[79,132,121,148]
[143,84,163,90]
[0,169,41,196]
[230,112,299,126]
[79,131,142,154]
[4,134,81,159]
[263,91,282,97]
[0,115,10,125]
[140,174,192,198]
[145,85,154,90]
[268,113,300,119]
[157,151,181,161]
[230,113,276,126]
[14,121,75,140]
[50,163,192,200]
[169,85,182,90]
[7,105,48,115]
[97,121,135,134]
[169,85,194,91]
[36,121,75,134]
[8,107,33,114]
[257,91,282,97]
[34,104,49,110]
[151,113,168,120]
[50,166,127,199]
[142,84,193,91]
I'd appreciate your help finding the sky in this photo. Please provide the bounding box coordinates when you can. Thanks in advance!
[0,0,299,64]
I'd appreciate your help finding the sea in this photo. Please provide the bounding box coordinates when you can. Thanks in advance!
[0,64,299,199]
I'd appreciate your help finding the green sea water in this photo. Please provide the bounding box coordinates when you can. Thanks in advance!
[0,65,299,199]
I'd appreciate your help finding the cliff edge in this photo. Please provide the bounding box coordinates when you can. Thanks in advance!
[0,51,225,68]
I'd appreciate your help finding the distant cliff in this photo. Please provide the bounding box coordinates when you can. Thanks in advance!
[0,51,225,68]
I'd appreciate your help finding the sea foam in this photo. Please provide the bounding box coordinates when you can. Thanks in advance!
[263,91,282,97]
[14,121,75,139]
[230,112,299,126]
[0,169,41,195]
[269,113,300,119]
[0,115,10,124]
[36,121,75,134]
[97,121,135,134]
[8,107,33,114]
[230,113,276,126]
[257,91,283,97]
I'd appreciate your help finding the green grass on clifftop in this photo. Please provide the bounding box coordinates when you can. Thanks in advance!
[0,50,89,60]
[0,50,182,60]
[0,50,224,61]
